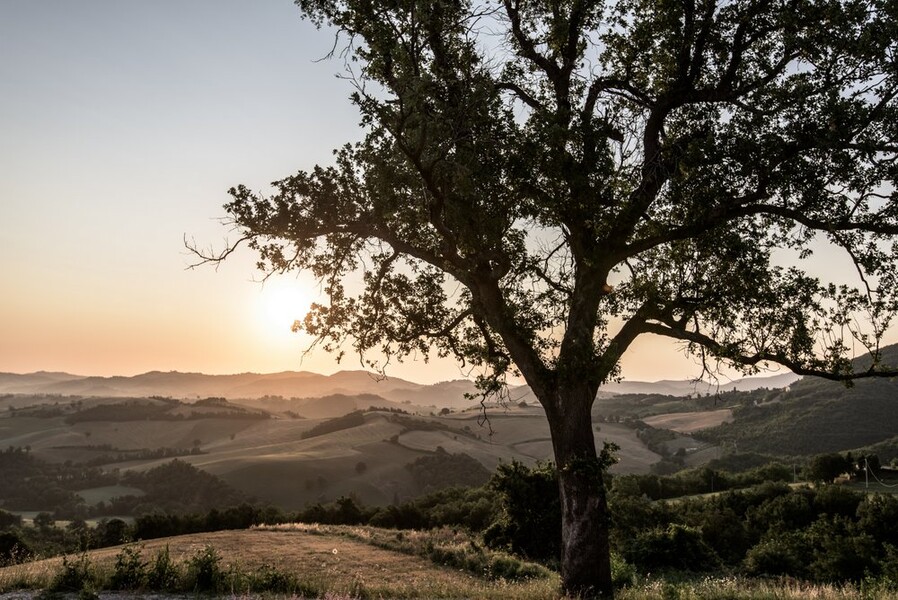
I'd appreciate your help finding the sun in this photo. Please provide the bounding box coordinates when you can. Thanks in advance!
[256,278,311,339]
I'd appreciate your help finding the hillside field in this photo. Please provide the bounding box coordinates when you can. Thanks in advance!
[2,525,898,600]
[0,398,703,510]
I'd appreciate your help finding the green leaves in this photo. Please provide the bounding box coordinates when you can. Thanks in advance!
[200,0,898,395]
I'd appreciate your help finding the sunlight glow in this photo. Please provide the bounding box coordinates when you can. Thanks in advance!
[256,278,311,341]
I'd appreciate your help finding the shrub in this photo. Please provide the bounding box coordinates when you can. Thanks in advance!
[624,524,720,573]
[109,544,147,590]
[743,531,810,578]
[246,563,310,594]
[146,545,180,591]
[610,552,638,588]
[0,509,22,530]
[806,515,877,582]
[483,461,560,564]
[186,544,223,592]
[426,540,550,581]
[0,531,31,566]
[50,554,97,593]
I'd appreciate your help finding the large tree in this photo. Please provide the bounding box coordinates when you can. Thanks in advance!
[195,0,898,596]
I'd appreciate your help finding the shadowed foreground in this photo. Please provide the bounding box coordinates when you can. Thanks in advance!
[5,525,898,599]
[0,526,557,599]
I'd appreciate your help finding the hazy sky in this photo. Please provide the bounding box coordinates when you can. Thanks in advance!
[0,2,889,384]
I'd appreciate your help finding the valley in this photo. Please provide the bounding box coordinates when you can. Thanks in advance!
[2,347,897,518]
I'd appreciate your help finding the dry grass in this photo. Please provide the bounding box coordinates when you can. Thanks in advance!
[0,527,559,599]
[618,576,898,600]
[641,409,733,434]
[6,530,898,599]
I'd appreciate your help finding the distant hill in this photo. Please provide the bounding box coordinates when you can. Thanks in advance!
[0,367,798,407]
[699,344,898,456]
[599,372,799,396]
[0,369,437,403]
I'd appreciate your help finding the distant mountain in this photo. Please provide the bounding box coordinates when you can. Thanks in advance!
[0,369,425,401]
[0,371,84,393]
[0,367,799,406]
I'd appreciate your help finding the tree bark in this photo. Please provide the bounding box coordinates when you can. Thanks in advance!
[546,383,614,599]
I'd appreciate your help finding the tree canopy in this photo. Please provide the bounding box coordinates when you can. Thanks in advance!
[210,0,898,389]
[195,0,898,596]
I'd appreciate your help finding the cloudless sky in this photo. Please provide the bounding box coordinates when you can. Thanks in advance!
[0,1,889,385]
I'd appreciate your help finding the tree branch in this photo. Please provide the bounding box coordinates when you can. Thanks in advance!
[641,322,898,381]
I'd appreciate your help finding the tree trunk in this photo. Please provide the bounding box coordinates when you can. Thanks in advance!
[546,385,614,599]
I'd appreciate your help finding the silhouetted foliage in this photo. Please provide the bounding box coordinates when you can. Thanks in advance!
[405,448,491,492]
[0,531,31,566]
[117,459,247,515]
[806,453,853,483]
[483,461,561,564]
[300,410,365,439]
[198,0,898,593]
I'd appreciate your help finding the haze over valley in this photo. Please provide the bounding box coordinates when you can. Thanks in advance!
[2,350,893,516]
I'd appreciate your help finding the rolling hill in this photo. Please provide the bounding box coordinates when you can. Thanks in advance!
[699,345,898,456]
[0,395,668,510]
[10,350,894,514]
[0,367,797,407]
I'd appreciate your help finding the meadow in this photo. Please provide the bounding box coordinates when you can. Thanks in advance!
[3,525,898,599]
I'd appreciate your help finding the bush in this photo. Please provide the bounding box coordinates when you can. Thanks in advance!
[50,554,97,593]
[146,545,180,591]
[426,540,550,581]
[0,509,22,530]
[0,531,31,566]
[246,563,310,594]
[743,531,810,578]
[624,524,720,573]
[109,545,147,590]
[610,552,638,588]
[483,461,560,564]
[186,545,223,592]
[806,516,877,582]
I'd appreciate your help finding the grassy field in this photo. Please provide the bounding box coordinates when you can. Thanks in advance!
[642,409,733,434]
[0,526,558,599]
[616,577,898,599]
[3,525,898,599]
[3,402,708,510]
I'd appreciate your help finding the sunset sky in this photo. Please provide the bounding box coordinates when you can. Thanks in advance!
[1,2,890,385]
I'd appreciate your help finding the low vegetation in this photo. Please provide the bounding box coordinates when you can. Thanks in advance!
[7,525,898,599]
[0,450,247,519]
[0,530,559,599]
[6,355,898,597]
[10,455,898,597]
[405,446,491,491]
[300,410,366,439]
